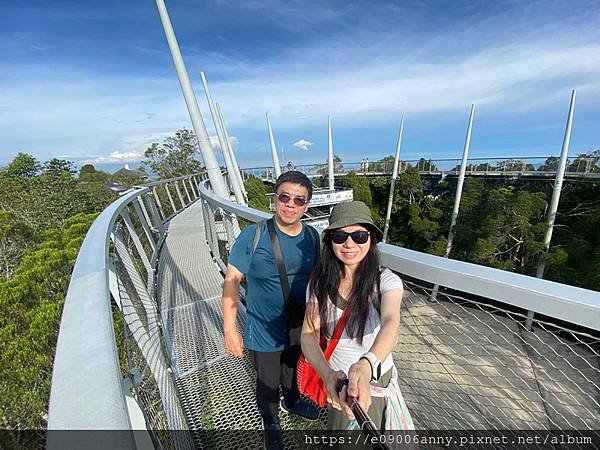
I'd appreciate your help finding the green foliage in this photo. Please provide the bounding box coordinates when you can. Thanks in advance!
[538,156,560,172]
[140,128,203,179]
[544,179,600,290]
[0,213,96,433]
[42,159,76,178]
[0,170,114,232]
[2,153,41,178]
[338,171,372,206]
[452,181,547,272]
[0,211,34,280]
[79,164,109,182]
[313,154,343,175]
[568,150,600,173]
[244,177,271,212]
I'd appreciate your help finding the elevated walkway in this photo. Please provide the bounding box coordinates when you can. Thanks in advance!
[241,156,600,182]
[48,173,600,450]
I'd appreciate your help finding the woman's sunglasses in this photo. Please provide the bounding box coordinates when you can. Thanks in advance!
[330,230,371,245]
[277,192,307,206]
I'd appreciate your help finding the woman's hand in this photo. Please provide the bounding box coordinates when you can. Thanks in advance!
[339,359,372,420]
[324,369,347,411]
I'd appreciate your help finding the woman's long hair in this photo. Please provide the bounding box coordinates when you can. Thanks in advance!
[308,224,381,345]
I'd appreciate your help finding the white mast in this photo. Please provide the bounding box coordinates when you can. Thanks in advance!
[266,113,282,179]
[154,0,227,197]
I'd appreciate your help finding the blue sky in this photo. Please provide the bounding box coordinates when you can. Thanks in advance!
[1,0,599,172]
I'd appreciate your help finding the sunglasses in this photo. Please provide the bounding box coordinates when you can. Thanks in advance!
[277,192,307,206]
[330,230,371,245]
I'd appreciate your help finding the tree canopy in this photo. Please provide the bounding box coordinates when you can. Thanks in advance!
[140,128,203,179]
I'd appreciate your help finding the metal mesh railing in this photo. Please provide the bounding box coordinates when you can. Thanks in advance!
[395,281,600,432]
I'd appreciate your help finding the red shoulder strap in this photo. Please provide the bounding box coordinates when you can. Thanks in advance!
[323,306,350,361]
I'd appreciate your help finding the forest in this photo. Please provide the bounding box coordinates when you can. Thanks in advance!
[0,128,597,447]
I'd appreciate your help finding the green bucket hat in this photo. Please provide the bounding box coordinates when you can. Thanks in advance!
[324,200,383,242]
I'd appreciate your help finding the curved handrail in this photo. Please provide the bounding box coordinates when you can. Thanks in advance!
[49,187,147,431]
[49,174,202,443]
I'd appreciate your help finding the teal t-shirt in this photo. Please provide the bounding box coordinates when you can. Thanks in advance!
[228,220,320,352]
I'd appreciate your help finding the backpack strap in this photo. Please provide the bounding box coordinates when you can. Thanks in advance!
[251,219,266,254]
[266,217,291,306]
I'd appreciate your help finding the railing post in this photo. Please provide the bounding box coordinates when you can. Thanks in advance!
[164,183,177,214]
[174,181,186,208]
[181,178,192,204]
[121,210,154,275]
[132,200,158,254]
[152,186,166,221]
[145,191,165,236]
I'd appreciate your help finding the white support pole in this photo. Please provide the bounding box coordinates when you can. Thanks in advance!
[200,72,244,204]
[527,89,576,330]
[382,115,404,243]
[445,104,475,258]
[430,105,475,301]
[328,116,335,192]
[216,102,247,201]
[154,0,228,198]
[266,113,282,179]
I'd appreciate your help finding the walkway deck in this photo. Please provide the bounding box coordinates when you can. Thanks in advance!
[156,201,600,448]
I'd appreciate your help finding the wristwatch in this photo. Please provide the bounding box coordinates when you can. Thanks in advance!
[359,351,382,382]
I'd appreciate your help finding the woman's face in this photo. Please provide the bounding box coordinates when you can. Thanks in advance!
[330,224,371,270]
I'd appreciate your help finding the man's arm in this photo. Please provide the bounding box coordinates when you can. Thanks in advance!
[222,263,245,357]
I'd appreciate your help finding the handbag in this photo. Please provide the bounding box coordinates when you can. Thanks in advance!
[296,306,350,407]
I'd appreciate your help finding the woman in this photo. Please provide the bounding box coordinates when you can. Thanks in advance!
[300,201,414,431]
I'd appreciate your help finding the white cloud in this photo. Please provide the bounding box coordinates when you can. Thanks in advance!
[208,135,239,152]
[202,42,600,132]
[84,150,143,165]
[1,2,599,166]
[293,139,313,151]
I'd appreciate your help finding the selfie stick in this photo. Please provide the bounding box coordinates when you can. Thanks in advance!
[337,379,390,450]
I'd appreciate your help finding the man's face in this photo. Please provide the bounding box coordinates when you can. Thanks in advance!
[274,182,310,227]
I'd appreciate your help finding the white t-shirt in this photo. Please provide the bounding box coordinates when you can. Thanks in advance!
[307,268,404,376]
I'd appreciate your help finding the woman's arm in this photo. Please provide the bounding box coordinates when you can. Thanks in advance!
[343,286,403,418]
[301,301,346,410]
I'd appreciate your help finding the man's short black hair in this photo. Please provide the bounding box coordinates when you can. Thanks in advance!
[274,170,313,201]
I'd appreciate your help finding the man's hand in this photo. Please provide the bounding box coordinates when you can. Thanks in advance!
[340,359,372,419]
[224,328,244,356]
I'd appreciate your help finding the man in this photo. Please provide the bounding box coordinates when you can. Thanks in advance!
[222,171,320,449]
